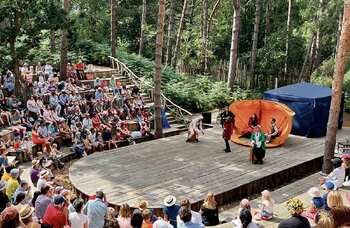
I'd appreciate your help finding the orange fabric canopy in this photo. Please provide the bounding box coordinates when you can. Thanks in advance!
[229,100,295,148]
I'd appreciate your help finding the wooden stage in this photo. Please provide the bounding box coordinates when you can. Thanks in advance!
[69,127,350,210]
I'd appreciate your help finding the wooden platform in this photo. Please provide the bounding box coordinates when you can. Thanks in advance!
[69,127,350,210]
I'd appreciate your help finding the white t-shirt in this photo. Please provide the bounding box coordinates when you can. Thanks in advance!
[36,178,47,192]
[176,210,202,226]
[326,166,346,188]
[69,212,88,228]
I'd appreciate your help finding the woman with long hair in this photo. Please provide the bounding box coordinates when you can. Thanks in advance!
[200,192,219,226]
[327,191,350,227]
[117,203,132,228]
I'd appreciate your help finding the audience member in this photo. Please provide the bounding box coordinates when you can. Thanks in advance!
[327,190,350,227]
[200,192,219,226]
[84,190,108,228]
[233,208,259,228]
[178,206,204,228]
[254,190,274,220]
[69,198,89,228]
[118,203,132,228]
[278,198,310,228]
[42,195,68,228]
[163,195,181,228]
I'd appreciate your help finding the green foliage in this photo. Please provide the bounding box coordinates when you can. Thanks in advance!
[164,76,260,112]
[311,58,350,109]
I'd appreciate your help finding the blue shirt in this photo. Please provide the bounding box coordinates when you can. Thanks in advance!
[178,222,204,228]
[163,205,181,228]
[85,198,107,228]
[0,156,9,167]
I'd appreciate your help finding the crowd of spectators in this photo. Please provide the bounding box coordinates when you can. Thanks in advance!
[0,62,152,164]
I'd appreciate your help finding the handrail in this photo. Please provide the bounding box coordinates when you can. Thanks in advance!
[108,56,192,124]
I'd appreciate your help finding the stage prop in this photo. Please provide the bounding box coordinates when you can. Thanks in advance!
[264,82,344,137]
[229,100,295,148]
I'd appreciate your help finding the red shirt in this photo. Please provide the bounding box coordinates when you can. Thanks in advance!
[223,121,234,140]
[92,116,101,129]
[42,204,67,228]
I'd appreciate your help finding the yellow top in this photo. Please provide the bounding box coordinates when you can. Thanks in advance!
[6,177,19,199]
[1,171,10,182]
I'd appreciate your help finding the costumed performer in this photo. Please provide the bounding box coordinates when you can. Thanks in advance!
[186,116,204,143]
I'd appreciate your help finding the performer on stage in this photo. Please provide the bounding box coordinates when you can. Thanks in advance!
[250,125,266,164]
[186,116,204,143]
[223,114,235,153]
[220,106,234,128]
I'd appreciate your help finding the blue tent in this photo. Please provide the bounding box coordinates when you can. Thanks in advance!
[263,82,344,137]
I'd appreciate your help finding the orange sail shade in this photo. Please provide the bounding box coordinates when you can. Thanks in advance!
[229,100,295,148]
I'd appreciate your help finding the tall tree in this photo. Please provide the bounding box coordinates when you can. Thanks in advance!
[322,0,350,174]
[171,0,189,68]
[249,0,261,83]
[60,0,70,80]
[284,0,292,75]
[111,0,117,58]
[264,0,271,45]
[165,0,176,65]
[0,0,50,97]
[202,0,209,73]
[227,0,241,89]
[139,0,147,56]
[154,0,166,138]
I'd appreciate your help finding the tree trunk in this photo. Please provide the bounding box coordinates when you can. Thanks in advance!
[50,31,56,52]
[311,0,325,72]
[249,0,261,83]
[335,8,343,56]
[202,0,209,73]
[139,0,147,56]
[9,38,22,98]
[60,0,70,81]
[284,0,292,75]
[154,0,166,138]
[111,0,117,58]
[264,0,271,45]
[323,0,350,174]
[227,0,241,90]
[171,0,189,69]
[165,0,175,65]
[298,34,315,82]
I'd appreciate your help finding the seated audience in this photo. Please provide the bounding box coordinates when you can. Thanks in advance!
[278,198,310,228]
[233,208,259,228]
[327,190,350,227]
[178,206,204,228]
[303,187,324,221]
[200,192,219,226]
[254,190,274,220]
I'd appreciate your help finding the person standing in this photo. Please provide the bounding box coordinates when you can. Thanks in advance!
[223,114,234,153]
[84,190,108,228]
[219,106,234,128]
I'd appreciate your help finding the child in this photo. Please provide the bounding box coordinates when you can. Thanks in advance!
[322,181,335,211]
[303,187,325,221]
[255,190,274,220]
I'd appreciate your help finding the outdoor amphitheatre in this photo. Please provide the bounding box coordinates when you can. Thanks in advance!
[1,0,350,228]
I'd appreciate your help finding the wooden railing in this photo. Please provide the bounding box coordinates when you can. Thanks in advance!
[109,56,192,124]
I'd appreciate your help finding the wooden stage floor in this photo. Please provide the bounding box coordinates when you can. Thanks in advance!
[69,127,350,209]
